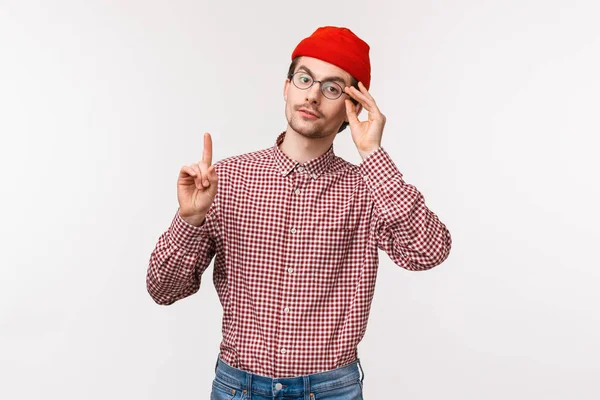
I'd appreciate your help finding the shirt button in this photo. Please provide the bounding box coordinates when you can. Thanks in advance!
[275,383,283,390]
[311,174,317,179]
[290,227,297,234]
[280,348,287,354]
[297,166,304,172]
[284,307,290,313]
[287,267,294,274]
[294,188,301,195]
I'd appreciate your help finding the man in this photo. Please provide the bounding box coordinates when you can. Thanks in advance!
[147,26,451,399]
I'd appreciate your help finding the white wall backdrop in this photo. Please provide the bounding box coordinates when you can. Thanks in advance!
[1,0,599,399]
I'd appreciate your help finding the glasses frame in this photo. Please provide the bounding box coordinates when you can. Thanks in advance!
[287,71,349,100]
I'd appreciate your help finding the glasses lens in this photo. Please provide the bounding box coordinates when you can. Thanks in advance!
[293,72,313,89]
[321,81,343,99]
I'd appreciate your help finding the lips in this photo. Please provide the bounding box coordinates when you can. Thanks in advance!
[298,108,320,119]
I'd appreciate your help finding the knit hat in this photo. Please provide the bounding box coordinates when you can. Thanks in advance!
[291,26,371,90]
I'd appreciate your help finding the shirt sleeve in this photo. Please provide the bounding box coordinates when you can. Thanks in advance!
[359,147,452,271]
[146,199,220,305]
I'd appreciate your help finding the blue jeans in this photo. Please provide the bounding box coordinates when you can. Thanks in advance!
[210,357,365,400]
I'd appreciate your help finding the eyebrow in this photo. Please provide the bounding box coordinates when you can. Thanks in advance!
[295,65,348,86]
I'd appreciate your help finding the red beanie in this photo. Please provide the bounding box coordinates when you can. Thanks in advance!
[291,26,371,90]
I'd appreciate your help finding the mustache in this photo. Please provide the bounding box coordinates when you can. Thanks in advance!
[295,105,322,117]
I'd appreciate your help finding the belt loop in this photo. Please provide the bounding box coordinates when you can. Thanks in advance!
[357,358,365,385]
[303,375,311,400]
[245,370,252,399]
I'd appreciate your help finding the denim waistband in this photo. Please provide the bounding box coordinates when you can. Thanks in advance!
[214,357,364,398]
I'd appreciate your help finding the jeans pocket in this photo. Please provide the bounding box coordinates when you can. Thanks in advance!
[210,378,245,400]
[312,380,363,400]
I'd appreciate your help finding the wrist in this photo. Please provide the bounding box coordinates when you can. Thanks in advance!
[178,209,206,227]
[358,146,380,161]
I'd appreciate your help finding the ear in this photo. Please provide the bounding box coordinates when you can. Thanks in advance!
[283,78,290,102]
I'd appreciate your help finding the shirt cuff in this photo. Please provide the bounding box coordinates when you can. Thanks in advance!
[169,211,206,249]
[358,147,402,190]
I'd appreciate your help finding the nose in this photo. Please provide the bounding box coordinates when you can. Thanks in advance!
[305,81,322,104]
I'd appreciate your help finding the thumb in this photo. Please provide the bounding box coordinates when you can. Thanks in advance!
[345,99,359,126]
[207,166,218,186]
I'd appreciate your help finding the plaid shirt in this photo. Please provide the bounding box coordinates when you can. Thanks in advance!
[147,132,451,377]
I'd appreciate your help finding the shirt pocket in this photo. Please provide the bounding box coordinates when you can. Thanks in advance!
[308,217,357,287]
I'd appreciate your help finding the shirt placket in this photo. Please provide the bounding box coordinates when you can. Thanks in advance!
[275,164,310,375]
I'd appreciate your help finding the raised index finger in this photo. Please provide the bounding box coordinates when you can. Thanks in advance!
[202,132,213,165]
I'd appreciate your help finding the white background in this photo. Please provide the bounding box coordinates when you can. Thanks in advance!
[1,0,599,399]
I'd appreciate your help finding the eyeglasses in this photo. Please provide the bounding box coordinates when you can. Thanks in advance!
[288,71,347,100]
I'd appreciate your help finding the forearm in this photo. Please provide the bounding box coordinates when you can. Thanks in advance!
[375,179,451,270]
[360,148,451,270]
[146,212,216,305]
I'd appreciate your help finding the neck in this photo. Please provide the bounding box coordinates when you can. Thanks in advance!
[279,127,335,163]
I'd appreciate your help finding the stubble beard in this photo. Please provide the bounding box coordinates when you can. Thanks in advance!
[287,110,337,140]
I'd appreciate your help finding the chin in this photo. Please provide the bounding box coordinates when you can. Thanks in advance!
[289,118,334,139]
